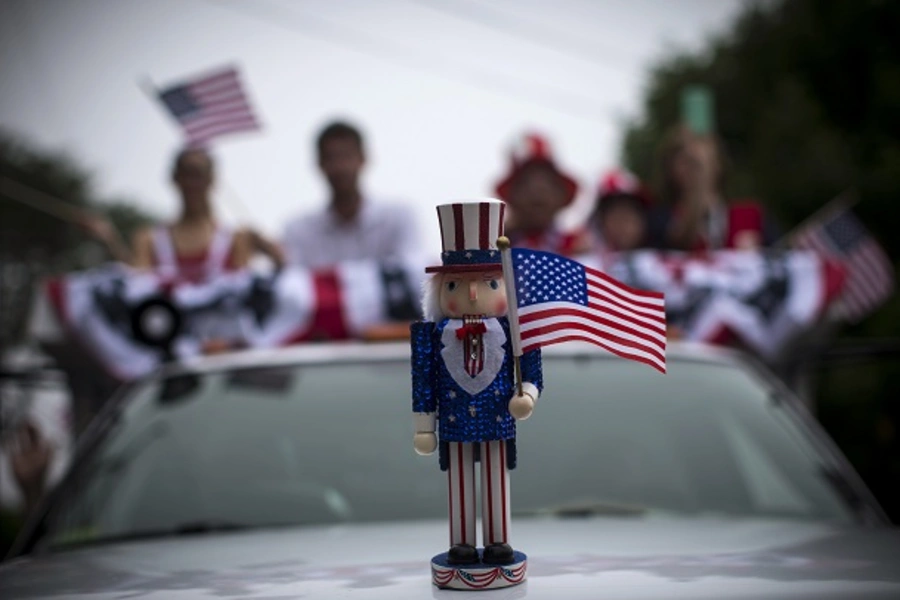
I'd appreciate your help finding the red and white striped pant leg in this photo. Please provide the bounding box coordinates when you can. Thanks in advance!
[448,442,477,547]
[480,440,511,546]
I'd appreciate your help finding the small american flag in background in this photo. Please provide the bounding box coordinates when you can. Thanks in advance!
[511,249,666,373]
[793,208,895,322]
[158,66,260,147]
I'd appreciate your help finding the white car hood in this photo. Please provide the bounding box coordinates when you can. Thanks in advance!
[3,516,900,599]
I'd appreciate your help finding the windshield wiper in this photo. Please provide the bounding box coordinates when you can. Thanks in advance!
[49,519,270,551]
[514,501,648,518]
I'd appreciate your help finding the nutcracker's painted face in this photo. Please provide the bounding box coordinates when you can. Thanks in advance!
[439,270,507,319]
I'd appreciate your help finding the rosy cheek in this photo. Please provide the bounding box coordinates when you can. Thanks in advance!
[447,299,458,314]
[494,298,508,315]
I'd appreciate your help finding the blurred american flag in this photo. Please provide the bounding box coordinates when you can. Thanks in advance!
[792,207,895,322]
[157,66,260,147]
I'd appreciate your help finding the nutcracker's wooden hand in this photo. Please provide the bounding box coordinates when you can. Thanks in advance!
[508,392,535,421]
[413,432,437,455]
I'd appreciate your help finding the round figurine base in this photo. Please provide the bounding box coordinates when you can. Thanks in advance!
[431,550,527,590]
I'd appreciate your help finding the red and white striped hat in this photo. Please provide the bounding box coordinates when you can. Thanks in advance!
[494,132,579,207]
[426,200,506,273]
[596,168,651,207]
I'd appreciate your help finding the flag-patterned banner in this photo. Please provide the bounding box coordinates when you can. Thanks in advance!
[34,259,426,381]
[158,66,260,147]
[791,207,894,322]
[30,251,846,381]
[595,249,846,361]
[511,249,667,373]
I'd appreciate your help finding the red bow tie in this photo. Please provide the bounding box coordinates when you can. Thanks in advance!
[456,322,487,339]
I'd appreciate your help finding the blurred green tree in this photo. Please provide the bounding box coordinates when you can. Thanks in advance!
[0,130,157,348]
[621,0,900,520]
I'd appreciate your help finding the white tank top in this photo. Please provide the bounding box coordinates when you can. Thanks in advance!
[151,225,234,282]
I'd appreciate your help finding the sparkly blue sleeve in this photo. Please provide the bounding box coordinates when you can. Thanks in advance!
[410,321,436,413]
[520,346,543,394]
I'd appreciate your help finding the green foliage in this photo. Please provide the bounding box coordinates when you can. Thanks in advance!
[621,0,900,519]
[0,130,157,345]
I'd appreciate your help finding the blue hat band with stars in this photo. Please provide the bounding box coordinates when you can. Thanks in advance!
[425,249,502,273]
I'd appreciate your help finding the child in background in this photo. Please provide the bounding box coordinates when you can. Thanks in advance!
[493,133,588,256]
[589,168,651,255]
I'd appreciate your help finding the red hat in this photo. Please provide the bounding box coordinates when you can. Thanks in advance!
[494,133,579,207]
[596,168,651,207]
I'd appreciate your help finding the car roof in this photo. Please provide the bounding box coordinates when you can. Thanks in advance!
[161,339,744,377]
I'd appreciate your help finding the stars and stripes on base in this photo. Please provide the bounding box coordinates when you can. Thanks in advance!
[791,207,894,322]
[158,65,260,147]
[511,249,666,373]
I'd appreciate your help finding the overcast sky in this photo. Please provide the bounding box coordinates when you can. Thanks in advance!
[0,0,748,256]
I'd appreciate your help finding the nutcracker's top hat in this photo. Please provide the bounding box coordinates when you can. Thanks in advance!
[494,132,579,208]
[426,200,506,273]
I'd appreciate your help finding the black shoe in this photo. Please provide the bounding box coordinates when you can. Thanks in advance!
[482,543,514,565]
[447,543,479,565]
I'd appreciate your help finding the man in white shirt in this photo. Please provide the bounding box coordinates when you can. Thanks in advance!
[283,121,420,269]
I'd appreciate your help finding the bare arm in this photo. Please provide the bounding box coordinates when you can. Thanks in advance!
[78,215,134,264]
[232,228,286,269]
[131,227,157,269]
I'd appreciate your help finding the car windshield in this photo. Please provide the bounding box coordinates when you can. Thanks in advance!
[43,349,859,549]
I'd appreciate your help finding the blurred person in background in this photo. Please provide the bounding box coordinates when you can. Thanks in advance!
[587,168,651,257]
[0,354,72,556]
[494,132,589,256]
[647,126,778,252]
[85,147,284,281]
[282,121,420,269]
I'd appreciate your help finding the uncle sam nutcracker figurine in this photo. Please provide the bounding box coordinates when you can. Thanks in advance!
[411,200,542,590]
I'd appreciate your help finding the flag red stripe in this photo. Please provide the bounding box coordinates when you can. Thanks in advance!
[187,68,239,91]
[520,305,666,347]
[183,113,257,134]
[522,332,666,373]
[184,114,256,133]
[190,78,242,99]
[190,92,246,110]
[185,119,259,144]
[179,101,253,118]
[855,243,893,294]
[181,104,255,125]
[521,319,665,364]
[586,273,665,312]
[183,98,253,117]
[586,289,667,329]
[585,265,664,302]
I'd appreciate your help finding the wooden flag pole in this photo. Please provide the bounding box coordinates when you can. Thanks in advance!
[497,235,523,396]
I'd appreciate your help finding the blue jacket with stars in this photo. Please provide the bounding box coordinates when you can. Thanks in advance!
[410,316,543,446]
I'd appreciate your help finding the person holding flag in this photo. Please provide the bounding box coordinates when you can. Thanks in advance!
[411,200,666,590]
[85,147,284,283]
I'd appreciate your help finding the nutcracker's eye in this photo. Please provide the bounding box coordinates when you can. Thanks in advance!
[446,281,458,292]
[488,279,500,290]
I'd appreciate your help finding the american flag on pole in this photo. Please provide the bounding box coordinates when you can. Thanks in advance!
[507,248,666,373]
[157,66,260,147]
[792,207,894,322]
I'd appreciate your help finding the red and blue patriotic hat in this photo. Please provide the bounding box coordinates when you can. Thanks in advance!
[494,132,579,207]
[426,200,506,273]
[595,168,652,207]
